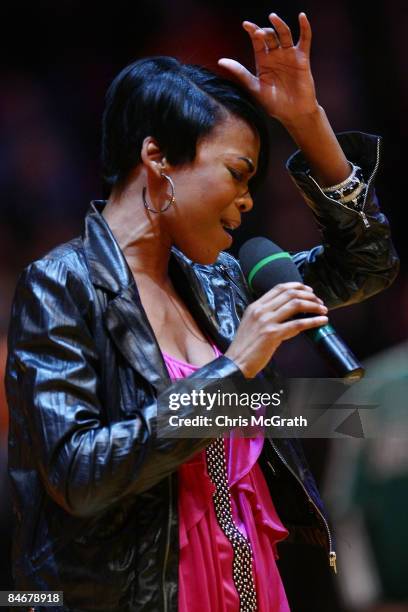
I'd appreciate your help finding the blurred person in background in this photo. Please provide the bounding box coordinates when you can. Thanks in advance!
[324,341,408,612]
[5,10,398,612]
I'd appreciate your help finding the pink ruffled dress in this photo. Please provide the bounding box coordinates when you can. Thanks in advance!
[162,341,290,612]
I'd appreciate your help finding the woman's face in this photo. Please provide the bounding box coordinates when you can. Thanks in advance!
[163,114,260,265]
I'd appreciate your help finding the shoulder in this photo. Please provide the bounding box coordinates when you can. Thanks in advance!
[28,236,88,278]
[13,236,93,313]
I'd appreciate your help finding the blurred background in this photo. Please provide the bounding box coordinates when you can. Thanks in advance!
[1,0,407,610]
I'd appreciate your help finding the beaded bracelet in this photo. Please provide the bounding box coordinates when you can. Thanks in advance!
[321,161,367,210]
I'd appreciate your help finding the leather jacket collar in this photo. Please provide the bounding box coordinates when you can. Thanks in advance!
[83,199,241,394]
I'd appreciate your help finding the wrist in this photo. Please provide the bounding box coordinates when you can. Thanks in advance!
[280,103,325,134]
[224,350,253,379]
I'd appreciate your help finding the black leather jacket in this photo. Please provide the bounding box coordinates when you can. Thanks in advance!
[6,132,399,612]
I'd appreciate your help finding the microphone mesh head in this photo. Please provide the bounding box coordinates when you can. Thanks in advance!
[239,237,302,295]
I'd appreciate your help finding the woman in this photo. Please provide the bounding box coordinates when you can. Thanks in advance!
[6,11,398,612]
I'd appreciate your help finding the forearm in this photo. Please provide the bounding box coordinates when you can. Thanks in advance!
[285,131,400,309]
[282,105,351,187]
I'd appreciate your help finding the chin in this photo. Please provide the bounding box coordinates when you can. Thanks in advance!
[190,251,221,266]
[175,242,222,266]
[196,254,220,265]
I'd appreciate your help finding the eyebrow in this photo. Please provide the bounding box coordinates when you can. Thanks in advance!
[237,156,256,173]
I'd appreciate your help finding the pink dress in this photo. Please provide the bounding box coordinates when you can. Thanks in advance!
[162,341,290,612]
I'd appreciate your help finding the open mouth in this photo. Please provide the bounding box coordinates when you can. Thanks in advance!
[219,218,240,244]
[220,222,234,242]
[220,219,240,233]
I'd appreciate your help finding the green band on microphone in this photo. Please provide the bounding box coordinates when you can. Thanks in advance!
[308,323,336,343]
[247,252,292,291]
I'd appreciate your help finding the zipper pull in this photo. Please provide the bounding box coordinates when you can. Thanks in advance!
[267,460,277,475]
[360,211,370,228]
[329,551,337,574]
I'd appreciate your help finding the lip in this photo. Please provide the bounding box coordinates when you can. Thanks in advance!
[220,218,241,230]
[222,227,233,245]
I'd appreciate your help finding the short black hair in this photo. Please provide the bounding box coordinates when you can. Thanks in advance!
[101,56,270,197]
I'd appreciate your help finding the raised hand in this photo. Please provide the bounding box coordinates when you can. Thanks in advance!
[218,12,319,126]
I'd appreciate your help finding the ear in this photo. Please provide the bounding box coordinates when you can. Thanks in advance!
[140,136,167,177]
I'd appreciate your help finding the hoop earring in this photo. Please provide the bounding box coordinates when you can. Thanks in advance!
[142,172,176,213]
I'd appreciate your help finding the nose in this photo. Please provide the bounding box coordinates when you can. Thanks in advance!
[236,190,254,214]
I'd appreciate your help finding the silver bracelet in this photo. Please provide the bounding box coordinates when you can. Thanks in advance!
[322,161,356,192]
[321,161,367,210]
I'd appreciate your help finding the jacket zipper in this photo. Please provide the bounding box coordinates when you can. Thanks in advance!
[220,272,337,571]
[268,438,337,574]
[162,475,172,612]
[306,136,381,229]
[218,264,250,303]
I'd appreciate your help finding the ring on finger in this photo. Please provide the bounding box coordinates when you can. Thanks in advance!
[264,30,279,52]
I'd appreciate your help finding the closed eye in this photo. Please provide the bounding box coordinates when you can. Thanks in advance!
[228,167,244,182]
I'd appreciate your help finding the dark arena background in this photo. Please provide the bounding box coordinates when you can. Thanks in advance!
[1,1,407,611]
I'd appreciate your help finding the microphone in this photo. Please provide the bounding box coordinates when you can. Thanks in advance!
[238,237,365,382]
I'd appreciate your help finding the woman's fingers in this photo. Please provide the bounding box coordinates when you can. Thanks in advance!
[242,12,311,56]
[256,282,314,306]
[226,282,327,378]
[242,21,268,54]
[268,13,294,48]
[279,315,329,341]
[273,297,327,323]
[255,28,280,53]
[242,21,273,65]
[297,12,312,55]
[251,27,280,53]
[248,282,326,322]
[268,288,324,312]
[217,58,256,90]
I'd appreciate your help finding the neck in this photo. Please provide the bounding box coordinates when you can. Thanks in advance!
[102,182,172,289]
